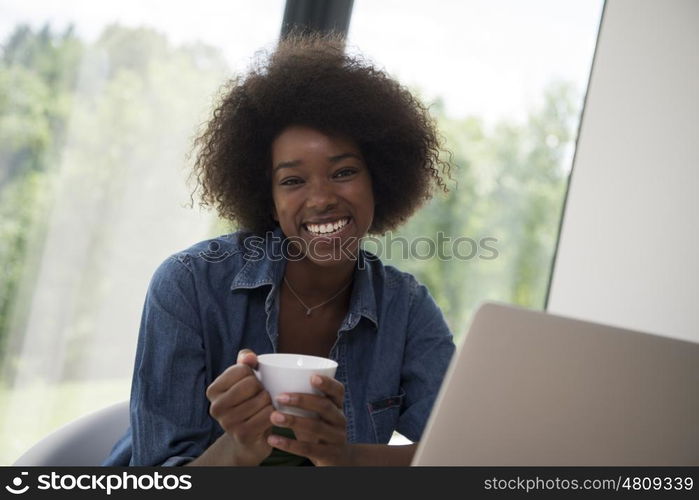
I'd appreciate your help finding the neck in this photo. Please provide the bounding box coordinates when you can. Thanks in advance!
[283,257,356,300]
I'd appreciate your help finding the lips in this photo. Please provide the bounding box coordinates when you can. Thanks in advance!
[301,216,354,241]
[303,216,351,236]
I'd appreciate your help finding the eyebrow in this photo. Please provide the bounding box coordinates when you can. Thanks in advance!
[272,152,363,173]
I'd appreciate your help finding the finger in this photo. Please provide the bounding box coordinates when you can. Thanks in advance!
[270,411,345,444]
[235,388,274,423]
[218,391,272,432]
[267,433,330,461]
[206,363,256,400]
[237,403,274,438]
[237,349,258,368]
[310,375,345,408]
[209,373,265,418]
[220,373,266,407]
[276,393,345,426]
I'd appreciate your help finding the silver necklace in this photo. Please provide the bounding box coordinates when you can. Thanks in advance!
[283,276,352,316]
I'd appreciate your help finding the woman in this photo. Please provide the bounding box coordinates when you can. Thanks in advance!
[103,33,455,466]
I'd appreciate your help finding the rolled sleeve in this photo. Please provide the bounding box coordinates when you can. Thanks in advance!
[129,256,212,466]
[396,280,455,442]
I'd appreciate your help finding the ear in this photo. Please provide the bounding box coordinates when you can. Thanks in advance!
[271,205,278,222]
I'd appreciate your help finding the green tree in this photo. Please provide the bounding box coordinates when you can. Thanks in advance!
[376,82,580,338]
[0,24,229,378]
[0,25,83,360]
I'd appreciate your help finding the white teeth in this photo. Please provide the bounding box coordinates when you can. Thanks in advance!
[305,217,349,235]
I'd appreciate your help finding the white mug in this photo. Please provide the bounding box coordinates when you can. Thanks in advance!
[253,353,338,418]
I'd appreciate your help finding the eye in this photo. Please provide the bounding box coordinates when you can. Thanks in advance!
[334,168,358,179]
[280,177,303,186]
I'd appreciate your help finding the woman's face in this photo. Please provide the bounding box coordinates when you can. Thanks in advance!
[271,125,374,267]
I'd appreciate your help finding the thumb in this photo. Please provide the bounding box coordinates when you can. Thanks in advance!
[237,349,258,368]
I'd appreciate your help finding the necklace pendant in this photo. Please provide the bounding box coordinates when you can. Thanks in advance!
[305,308,312,316]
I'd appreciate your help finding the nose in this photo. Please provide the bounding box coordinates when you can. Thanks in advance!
[305,178,338,211]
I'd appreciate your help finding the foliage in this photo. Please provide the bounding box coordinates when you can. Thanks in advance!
[0,24,580,360]
[0,25,82,360]
[0,22,581,466]
[372,82,579,337]
[0,23,228,374]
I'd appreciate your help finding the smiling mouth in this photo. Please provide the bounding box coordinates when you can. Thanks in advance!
[302,217,351,237]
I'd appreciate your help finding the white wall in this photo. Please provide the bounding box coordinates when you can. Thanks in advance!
[547,0,699,343]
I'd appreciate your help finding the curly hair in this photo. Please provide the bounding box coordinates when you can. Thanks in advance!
[192,32,452,235]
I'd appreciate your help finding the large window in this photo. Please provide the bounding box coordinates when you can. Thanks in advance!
[0,0,603,463]
[0,0,284,465]
[348,0,603,337]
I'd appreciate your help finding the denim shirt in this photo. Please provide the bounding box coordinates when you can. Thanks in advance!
[103,226,455,466]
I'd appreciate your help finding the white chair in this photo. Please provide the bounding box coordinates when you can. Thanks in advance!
[13,401,129,466]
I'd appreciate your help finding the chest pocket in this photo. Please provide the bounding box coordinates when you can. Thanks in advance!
[367,388,405,443]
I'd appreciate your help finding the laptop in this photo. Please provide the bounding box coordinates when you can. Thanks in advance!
[412,302,699,465]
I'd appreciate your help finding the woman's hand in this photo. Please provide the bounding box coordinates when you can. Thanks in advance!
[266,375,354,466]
[205,349,275,466]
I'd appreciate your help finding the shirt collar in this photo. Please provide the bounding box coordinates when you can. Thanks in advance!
[229,226,286,292]
[230,226,378,330]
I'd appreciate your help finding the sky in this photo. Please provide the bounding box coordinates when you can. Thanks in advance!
[348,0,604,123]
[0,0,286,73]
[0,0,604,124]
